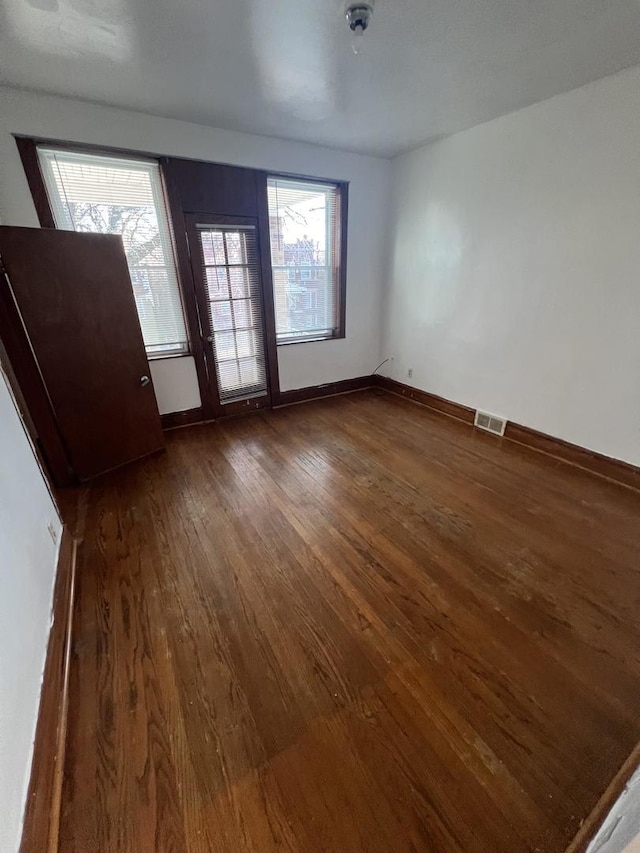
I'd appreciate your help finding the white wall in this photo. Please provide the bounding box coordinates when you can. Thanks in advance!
[0,370,62,853]
[0,87,392,412]
[383,65,640,467]
[586,766,640,853]
[148,356,201,417]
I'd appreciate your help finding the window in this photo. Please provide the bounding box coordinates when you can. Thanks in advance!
[267,176,345,344]
[37,147,188,358]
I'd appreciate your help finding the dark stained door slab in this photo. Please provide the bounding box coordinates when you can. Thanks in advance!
[0,226,164,480]
[161,158,281,417]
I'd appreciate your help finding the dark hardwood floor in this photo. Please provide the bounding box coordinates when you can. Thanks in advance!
[60,390,640,852]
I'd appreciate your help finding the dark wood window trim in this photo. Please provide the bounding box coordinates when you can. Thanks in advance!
[255,170,282,403]
[159,159,221,418]
[267,172,348,346]
[15,138,57,229]
[15,136,351,416]
[14,137,194,363]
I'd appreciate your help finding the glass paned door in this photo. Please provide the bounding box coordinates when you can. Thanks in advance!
[188,217,269,409]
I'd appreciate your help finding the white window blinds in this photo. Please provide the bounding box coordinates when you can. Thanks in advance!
[37,147,188,357]
[267,177,342,344]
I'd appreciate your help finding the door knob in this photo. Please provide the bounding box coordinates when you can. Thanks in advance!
[140,375,150,387]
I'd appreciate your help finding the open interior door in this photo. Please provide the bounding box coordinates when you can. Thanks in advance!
[0,226,164,481]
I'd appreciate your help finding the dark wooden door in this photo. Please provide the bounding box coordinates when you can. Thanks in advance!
[0,226,164,481]
[185,213,271,417]
[161,159,280,419]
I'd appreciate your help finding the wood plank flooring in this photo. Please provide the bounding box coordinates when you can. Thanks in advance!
[60,390,640,852]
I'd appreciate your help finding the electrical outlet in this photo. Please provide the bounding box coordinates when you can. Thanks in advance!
[407,368,413,379]
[47,521,58,545]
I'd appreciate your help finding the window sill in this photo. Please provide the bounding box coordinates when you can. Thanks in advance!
[277,333,345,347]
[147,350,191,362]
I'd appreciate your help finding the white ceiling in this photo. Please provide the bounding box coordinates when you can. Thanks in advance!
[1,0,640,157]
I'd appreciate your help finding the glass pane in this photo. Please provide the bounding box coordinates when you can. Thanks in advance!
[210,301,233,331]
[267,185,329,265]
[212,232,226,265]
[199,231,214,264]
[37,148,188,355]
[273,266,331,338]
[206,267,230,300]
[240,358,260,386]
[201,231,227,265]
[267,177,339,342]
[232,300,252,329]
[214,331,236,361]
[217,360,240,392]
[225,231,244,264]
[229,267,249,298]
[235,330,255,359]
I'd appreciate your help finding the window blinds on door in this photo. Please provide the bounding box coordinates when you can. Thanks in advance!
[267,177,341,343]
[37,147,188,357]
[196,226,268,402]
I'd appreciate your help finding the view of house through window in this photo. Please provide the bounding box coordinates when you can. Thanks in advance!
[37,148,188,357]
[267,177,343,343]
